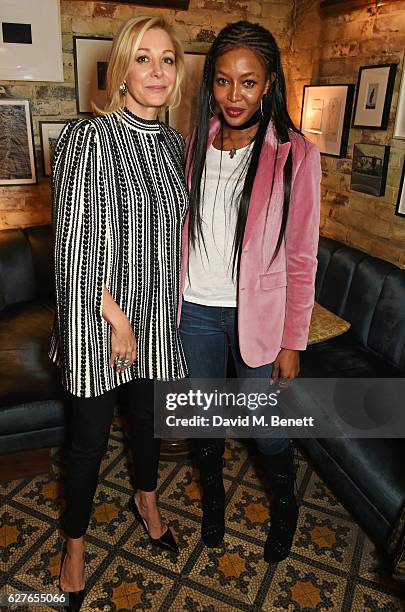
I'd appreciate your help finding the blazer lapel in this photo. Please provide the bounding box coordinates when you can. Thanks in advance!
[242,139,291,248]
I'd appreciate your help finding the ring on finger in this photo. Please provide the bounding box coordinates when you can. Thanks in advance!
[115,356,128,368]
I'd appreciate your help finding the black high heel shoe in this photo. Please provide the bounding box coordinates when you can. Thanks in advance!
[59,550,85,612]
[128,496,179,554]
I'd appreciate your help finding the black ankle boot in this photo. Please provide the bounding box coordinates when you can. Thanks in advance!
[260,444,299,563]
[194,439,225,547]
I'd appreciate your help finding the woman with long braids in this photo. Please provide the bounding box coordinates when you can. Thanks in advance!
[179,21,320,562]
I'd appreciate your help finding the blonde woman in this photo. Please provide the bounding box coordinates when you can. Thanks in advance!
[49,16,187,610]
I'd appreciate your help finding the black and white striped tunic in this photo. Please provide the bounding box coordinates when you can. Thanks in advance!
[48,107,188,397]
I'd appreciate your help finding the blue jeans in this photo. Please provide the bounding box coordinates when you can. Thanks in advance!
[179,300,289,455]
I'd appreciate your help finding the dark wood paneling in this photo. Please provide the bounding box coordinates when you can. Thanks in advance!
[0,448,52,481]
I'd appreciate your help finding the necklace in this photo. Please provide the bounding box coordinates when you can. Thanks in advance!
[222,127,255,159]
[221,109,261,158]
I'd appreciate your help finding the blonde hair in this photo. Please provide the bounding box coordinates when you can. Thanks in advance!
[94,16,185,115]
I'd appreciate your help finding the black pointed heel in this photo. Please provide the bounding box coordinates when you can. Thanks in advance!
[128,496,179,554]
[59,551,85,612]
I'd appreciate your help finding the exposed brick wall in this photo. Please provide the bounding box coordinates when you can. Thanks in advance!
[0,0,293,230]
[2,0,405,269]
[292,0,405,268]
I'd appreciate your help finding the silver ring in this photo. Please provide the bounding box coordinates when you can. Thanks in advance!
[115,357,128,368]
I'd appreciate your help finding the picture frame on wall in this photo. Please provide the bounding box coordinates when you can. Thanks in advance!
[0,0,63,82]
[394,65,405,139]
[0,99,37,186]
[39,121,69,177]
[300,84,355,157]
[350,143,390,197]
[73,36,113,114]
[167,49,206,138]
[352,64,397,130]
[396,160,405,217]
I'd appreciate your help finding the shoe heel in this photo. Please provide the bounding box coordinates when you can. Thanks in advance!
[128,496,179,554]
[59,551,85,612]
[128,496,149,532]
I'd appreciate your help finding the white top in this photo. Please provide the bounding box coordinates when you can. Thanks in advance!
[183,142,252,307]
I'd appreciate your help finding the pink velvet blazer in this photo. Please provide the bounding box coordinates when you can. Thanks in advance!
[178,116,321,367]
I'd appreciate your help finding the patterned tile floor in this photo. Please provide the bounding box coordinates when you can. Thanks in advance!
[1,417,404,611]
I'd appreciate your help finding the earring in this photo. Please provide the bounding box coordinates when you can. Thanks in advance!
[260,97,264,117]
[209,94,216,116]
[119,82,127,96]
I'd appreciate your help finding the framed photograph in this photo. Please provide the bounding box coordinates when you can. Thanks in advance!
[300,84,355,157]
[350,143,390,197]
[73,36,113,114]
[394,65,405,139]
[396,160,405,217]
[0,0,63,82]
[352,64,397,130]
[166,49,207,139]
[0,99,37,186]
[39,121,68,177]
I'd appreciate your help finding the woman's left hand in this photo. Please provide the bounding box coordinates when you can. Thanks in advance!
[271,349,300,387]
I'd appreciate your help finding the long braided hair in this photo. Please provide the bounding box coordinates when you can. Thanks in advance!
[186,20,304,275]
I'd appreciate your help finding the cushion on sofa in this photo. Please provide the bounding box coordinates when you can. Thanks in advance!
[368,270,405,371]
[315,438,405,526]
[301,334,403,377]
[318,246,369,317]
[24,225,54,302]
[315,237,343,301]
[297,438,396,551]
[342,256,395,348]
[0,301,63,407]
[0,229,37,311]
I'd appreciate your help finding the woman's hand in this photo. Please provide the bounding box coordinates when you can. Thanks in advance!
[271,349,300,388]
[102,285,137,373]
[109,318,137,373]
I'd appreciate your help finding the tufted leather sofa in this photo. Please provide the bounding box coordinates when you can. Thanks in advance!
[0,225,67,454]
[298,236,405,576]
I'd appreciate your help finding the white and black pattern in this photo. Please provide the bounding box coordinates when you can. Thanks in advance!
[48,108,189,398]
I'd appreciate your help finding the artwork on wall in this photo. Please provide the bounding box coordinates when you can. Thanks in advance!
[396,160,405,217]
[350,143,390,197]
[39,121,69,177]
[0,99,37,186]
[73,36,113,114]
[394,65,405,140]
[0,0,63,82]
[300,84,355,157]
[166,50,206,139]
[352,64,397,130]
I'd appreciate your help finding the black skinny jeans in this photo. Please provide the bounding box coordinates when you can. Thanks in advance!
[62,379,159,539]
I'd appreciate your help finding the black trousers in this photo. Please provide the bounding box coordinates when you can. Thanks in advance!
[62,379,159,539]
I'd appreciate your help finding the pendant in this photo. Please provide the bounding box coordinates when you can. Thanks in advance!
[229,147,236,159]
